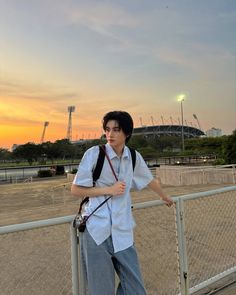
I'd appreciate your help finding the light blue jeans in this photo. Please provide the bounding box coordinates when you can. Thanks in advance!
[79,229,147,295]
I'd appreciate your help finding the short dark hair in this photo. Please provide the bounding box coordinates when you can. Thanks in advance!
[102,111,134,143]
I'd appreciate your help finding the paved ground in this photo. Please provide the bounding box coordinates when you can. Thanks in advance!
[193,273,236,295]
[218,284,236,295]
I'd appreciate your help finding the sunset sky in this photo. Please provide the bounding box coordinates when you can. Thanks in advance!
[0,0,236,149]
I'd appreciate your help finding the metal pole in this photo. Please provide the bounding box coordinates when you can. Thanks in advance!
[70,223,79,295]
[78,234,87,295]
[181,100,185,151]
[233,165,236,184]
[175,198,189,295]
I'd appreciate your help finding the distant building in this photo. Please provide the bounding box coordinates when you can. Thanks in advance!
[133,124,205,138]
[71,124,205,146]
[206,127,222,137]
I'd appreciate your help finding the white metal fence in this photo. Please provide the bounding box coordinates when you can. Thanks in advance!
[0,186,236,294]
[0,217,79,295]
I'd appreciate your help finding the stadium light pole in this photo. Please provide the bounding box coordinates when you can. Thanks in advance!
[177,94,185,151]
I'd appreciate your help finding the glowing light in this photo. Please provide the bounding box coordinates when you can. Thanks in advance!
[177,94,186,102]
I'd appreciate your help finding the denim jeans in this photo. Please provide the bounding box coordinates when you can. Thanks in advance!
[79,229,146,295]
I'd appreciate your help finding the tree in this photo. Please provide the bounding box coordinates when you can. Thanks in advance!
[12,142,41,165]
[137,146,158,159]
[223,130,236,164]
[184,137,226,156]
[0,148,11,162]
[53,139,75,160]
[148,136,181,152]
[41,141,55,163]
[128,135,148,151]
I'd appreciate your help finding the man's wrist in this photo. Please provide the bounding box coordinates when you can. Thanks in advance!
[160,194,168,200]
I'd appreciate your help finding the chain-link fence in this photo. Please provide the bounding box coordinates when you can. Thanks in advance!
[1,186,236,295]
[132,187,236,294]
[183,189,236,293]
[133,205,180,295]
[0,218,78,295]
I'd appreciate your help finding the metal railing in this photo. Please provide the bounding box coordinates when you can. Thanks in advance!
[157,165,236,186]
[1,186,236,294]
[0,163,79,183]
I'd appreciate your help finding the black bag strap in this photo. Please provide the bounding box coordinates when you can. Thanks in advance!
[129,147,136,172]
[93,145,106,184]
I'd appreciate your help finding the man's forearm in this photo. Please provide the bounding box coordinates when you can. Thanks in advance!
[147,179,167,199]
[148,179,173,207]
[71,181,126,199]
[71,184,111,199]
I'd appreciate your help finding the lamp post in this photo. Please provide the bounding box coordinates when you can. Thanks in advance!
[177,94,185,151]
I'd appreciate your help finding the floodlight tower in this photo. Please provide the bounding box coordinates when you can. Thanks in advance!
[40,121,49,143]
[150,116,155,126]
[67,106,75,141]
[193,114,202,130]
[139,117,143,127]
[161,116,165,125]
[177,94,186,151]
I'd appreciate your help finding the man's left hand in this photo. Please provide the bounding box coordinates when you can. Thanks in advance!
[161,195,174,207]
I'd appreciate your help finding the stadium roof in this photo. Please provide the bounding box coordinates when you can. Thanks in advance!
[133,125,205,138]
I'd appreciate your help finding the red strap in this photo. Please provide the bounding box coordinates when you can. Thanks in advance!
[101,145,118,181]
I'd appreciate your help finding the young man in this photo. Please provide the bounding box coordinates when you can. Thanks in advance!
[71,111,173,295]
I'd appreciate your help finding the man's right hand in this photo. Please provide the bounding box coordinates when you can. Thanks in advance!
[109,181,126,196]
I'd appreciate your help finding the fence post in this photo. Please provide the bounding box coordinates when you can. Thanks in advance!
[175,198,189,295]
[202,169,205,184]
[232,165,236,184]
[70,223,79,295]
[180,170,182,186]
[78,233,87,295]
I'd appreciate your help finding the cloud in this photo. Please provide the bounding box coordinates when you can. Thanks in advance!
[0,116,41,127]
[0,79,78,102]
[0,75,129,130]
[218,10,236,23]
[22,0,138,40]
[70,3,137,27]
[0,77,81,126]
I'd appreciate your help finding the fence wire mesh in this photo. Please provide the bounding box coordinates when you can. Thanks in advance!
[133,204,180,295]
[184,190,236,290]
[0,224,73,295]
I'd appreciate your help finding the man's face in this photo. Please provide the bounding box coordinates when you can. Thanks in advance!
[105,120,127,149]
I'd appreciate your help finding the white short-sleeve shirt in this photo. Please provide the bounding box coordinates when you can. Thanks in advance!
[73,143,153,253]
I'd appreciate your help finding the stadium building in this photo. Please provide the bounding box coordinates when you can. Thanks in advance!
[133,124,205,138]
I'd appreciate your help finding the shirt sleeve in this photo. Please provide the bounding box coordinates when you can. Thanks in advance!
[73,146,99,187]
[132,151,154,190]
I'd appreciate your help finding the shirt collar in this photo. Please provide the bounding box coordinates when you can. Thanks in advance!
[105,143,130,160]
